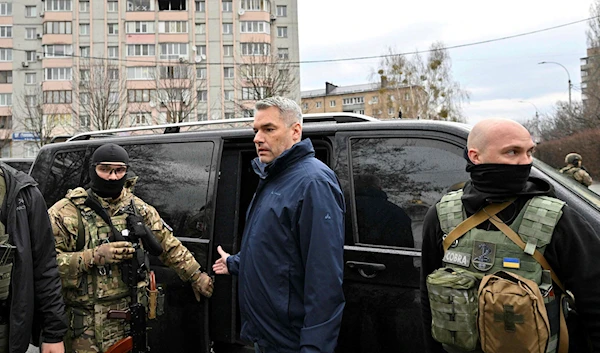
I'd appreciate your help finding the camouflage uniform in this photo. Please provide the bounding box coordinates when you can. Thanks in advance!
[559,165,593,187]
[48,186,201,353]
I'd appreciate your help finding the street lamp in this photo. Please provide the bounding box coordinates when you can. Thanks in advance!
[518,100,539,119]
[538,61,571,107]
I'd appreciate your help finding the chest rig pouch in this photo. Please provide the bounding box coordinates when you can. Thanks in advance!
[426,191,570,353]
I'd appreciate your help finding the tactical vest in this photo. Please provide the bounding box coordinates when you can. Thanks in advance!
[433,190,565,353]
[63,189,140,306]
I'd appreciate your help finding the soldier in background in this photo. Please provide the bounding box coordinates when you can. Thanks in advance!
[559,152,593,187]
[48,143,214,353]
[0,162,66,353]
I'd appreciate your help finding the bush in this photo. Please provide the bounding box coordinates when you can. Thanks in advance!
[535,129,600,178]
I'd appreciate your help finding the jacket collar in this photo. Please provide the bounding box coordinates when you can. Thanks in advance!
[252,138,315,180]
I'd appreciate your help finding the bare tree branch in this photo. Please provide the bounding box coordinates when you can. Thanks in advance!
[13,86,63,148]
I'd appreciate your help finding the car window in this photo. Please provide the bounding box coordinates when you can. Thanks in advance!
[122,142,214,239]
[44,150,88,207]
[349,137,468,249]
[5,162,32,173]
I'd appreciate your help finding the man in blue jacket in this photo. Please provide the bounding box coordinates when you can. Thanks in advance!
[213,96,346,353]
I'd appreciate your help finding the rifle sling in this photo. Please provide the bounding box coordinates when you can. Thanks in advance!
[442,199,515,251]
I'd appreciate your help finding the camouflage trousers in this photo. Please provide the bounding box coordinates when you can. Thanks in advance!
[65,299,129,353]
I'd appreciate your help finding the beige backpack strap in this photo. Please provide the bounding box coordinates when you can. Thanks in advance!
[442,200,515,252]
[488,217,569,353]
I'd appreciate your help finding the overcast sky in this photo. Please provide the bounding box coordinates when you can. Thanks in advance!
[297,0,593,124]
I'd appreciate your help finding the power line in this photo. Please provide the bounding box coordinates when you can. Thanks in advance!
[2,15,595,67]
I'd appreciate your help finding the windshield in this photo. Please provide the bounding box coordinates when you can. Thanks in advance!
[533,158,600,208]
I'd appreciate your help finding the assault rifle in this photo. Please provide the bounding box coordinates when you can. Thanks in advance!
[84,195,163,353]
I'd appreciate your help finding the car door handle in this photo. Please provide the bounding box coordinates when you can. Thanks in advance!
[346,261,386,279]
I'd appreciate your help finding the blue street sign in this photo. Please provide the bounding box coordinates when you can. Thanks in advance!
[12,132,40,141]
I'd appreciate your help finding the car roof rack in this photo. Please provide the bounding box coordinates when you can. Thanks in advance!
[66,113,378,141]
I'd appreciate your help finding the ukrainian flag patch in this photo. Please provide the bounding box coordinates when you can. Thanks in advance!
[503,257,520,269]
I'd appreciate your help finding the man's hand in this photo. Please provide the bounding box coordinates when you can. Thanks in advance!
[93,242,135,265]
[212,246,230,275]
[41,341,64,353]
[191,271,214,301]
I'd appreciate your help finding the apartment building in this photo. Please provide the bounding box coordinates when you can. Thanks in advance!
[4,0,299,157]
[301,80,421,120]
[581,46,600,114]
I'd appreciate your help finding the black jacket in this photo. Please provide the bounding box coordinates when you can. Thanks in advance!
[0,164,67,352]
[420,178,600,353]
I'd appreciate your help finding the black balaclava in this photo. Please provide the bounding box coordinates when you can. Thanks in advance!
[89,143,129,198]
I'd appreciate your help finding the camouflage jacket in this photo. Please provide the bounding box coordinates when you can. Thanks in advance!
[48,186,201,305]
[559,165,593,187]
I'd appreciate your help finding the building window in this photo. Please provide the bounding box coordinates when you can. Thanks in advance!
[197,113,207,121]
[160,43,188,60]
[240,21,270,34]
[277,26,288,38]
[45,0,73,11]
[223,67,234,78]
[79,23,90,35]
[80,92,89,104]
[223,45,233,57]
[302,103,308,110]
[243,109,253,118]
[278,48,289,60]
[316,101,322,108]
[45,68,72,81]
[25,6,37,17]
[0,26,12,38]
[342,96,364,105]
[127,44,156,56]
[224,90,234,101]
[197,90,207,102]
[241,87,267,100]
[0,93,11,106]
[126,0,154,11]
[26,51,37,62]
[195,1,205,12]
[26,28,37,40]
[108,46,118,58]
[388,108,394,115]
[108,23,119,35]
[26,95,37,107]
[44,44,73,57]
[127,67,153,80]
[130,112,151,126]
[196,67,206,79]
[125,21,155,33]
[159,65,188,79]
[24,143,39,158]
[79,1,89,12]
[128,89,153,102]
[0,3,11,16]
[372,96,379,103]
[108,69,119,81]
[44,21,72,34]
[25,73,36,85]
[80,46,90,57]
[0,49,11,61]
[0,115,11,129]
[108,1,118,12]
[195,45,206,56]
[404,92,410,100]
[195,23,205,34]
[222,23,232,34]
[240,0,270,11]
[159,21,188,33]
[224,112,234,119]
[79,115,90,128]
[44,90,72,104]
[0,71,11,84]
[276,5,286,17]
[240,43,270,56]
[330,100,336,107]
[222,1,232,12]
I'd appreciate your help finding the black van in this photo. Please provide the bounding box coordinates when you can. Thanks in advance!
[30,114,600,353]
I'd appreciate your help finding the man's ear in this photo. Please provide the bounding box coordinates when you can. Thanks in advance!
[292,122,302,142]
[467,148,482,165]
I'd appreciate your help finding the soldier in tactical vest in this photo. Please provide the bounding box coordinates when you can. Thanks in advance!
[559,153,592,187]
[0,163,67,353]
[48,144,214,353]
[420,119,600,353]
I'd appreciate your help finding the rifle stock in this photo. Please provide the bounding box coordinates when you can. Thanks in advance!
[105,336,133,353]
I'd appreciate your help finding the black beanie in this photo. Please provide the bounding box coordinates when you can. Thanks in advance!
[89,143,129,198]
[91,143,129,165]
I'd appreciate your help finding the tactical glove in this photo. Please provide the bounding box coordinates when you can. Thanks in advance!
[191,270,213,300]
[92,241,136,266]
